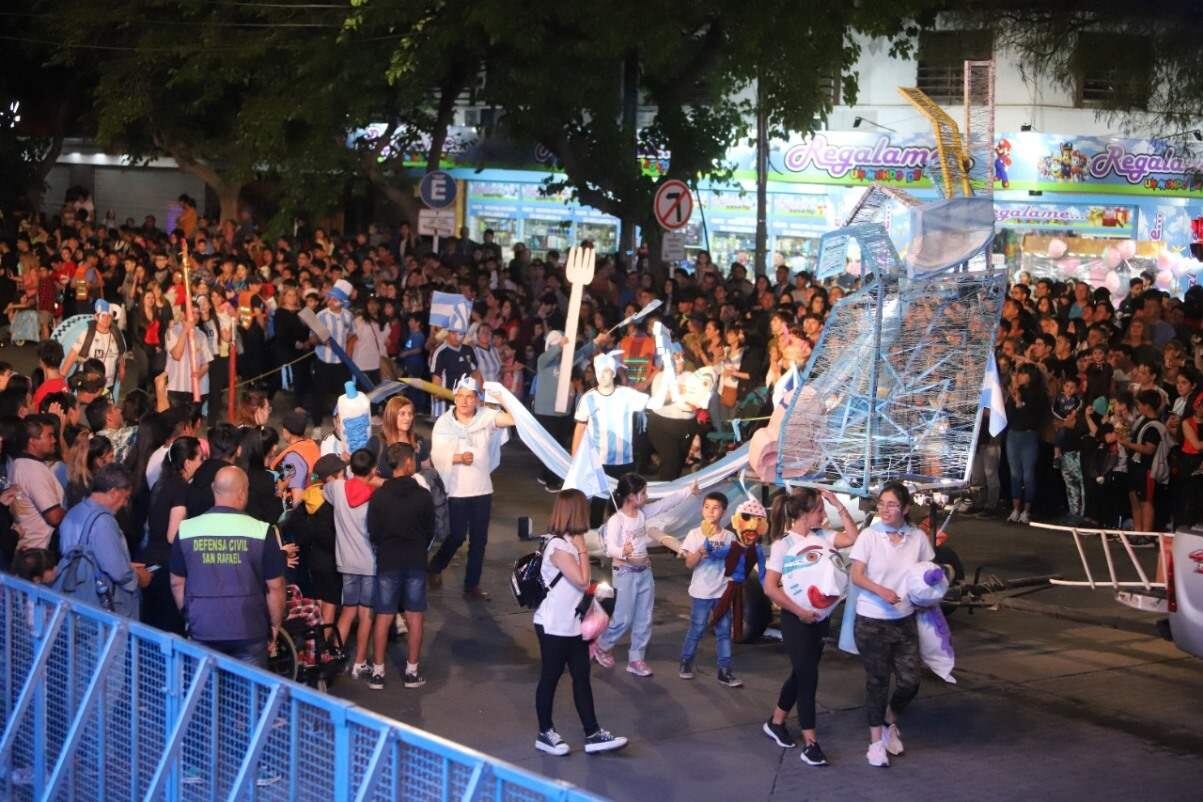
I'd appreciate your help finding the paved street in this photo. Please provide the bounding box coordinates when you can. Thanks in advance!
[333,441,1203,802]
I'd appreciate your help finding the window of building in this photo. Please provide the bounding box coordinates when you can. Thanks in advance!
[915,30,993,105]
[1072,33,1152,110]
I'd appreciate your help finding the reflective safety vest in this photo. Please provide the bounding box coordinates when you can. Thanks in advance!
[176,511,272,643]
[269,438,320,482]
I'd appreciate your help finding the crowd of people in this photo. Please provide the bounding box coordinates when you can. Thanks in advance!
[0,199,1201,767]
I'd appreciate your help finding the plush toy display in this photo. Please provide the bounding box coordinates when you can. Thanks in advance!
[707,498,768,642]
[904,561,956,683]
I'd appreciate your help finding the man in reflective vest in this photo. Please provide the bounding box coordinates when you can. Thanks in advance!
[170,465,286,667]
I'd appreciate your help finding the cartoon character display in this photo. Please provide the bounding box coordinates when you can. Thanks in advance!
[778,524,850,622]
[994,139,1012,188]
[1058,142,1075,180]
[707,498,768,641]
[904,561,956,683]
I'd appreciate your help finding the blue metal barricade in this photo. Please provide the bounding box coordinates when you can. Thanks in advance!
[0,574,603,802]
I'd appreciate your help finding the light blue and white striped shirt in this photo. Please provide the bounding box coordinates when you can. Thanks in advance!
[574,386,651,466]
[474,345,501,383]
[316,308,354,364]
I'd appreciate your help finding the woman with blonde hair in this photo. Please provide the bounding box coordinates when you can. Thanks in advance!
[532,489,627,756]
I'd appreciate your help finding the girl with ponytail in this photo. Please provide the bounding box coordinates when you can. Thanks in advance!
[761,487,860,766]
[591,472,700,677]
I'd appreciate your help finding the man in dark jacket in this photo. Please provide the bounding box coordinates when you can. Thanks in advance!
[366,442,434,690]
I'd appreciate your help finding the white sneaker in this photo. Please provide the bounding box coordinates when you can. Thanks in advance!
[1018,510,1030,525]
[535,729,570,756]
[1006,509,1021,523]
[954,498,974,513]
[866,740,890,767]
[883,723,904,756]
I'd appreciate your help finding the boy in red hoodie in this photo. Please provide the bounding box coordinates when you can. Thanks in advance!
[325,448,380,681]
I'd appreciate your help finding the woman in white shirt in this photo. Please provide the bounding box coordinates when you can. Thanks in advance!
[849,481,934,768]
[761,487,860,767]
[532,490,627,756]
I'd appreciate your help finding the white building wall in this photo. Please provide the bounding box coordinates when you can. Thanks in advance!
[829,38,1167,138]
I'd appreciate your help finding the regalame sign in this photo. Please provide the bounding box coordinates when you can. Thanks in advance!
[742,131,1203,198]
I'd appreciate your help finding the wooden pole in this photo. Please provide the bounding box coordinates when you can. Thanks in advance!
[180,241,201,402]
[227,309,238,423]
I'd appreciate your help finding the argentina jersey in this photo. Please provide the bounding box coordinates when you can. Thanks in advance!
[316,308,353,364]
[574,386,651,466]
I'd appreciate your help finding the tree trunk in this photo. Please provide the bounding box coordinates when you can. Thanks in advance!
[643,216,668,287]
[217,184,242,224]
[25,135,64,213]
[379,182,419,226]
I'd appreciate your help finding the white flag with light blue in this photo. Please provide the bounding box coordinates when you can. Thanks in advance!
[429,291,471,333]
[563,429,610,499]
[980,351,1007,437]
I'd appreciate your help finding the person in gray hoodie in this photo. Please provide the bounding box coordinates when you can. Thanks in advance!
[325,448,379,680]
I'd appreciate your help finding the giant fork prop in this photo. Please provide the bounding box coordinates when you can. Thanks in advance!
[554,245,596,413]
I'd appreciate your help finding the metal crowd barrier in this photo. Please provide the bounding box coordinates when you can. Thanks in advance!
[0,574,603,802]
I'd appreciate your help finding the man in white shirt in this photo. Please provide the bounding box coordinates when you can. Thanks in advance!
[426,378,515,599]
[165,308,214,408]
[8,416,66,551]
[310,279,357,425]
[61,299,126,391]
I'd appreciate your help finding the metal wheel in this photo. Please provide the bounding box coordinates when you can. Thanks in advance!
[267,627,300,681]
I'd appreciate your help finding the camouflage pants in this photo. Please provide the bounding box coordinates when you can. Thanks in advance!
[1061,451,1085,517]
[853,614,921,728]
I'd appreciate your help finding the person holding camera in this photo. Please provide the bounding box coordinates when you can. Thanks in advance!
[531,489,627,757]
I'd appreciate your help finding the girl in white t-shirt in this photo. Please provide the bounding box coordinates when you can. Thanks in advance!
[761,487,860,767]
[848,481,934,768]
[592,473,699,677]
[532,490,627,757]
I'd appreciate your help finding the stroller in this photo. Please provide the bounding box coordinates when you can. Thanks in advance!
[267,585,346,691]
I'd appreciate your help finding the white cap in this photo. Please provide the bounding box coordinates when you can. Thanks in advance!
[545,330,565,349]
[453,376,479,396]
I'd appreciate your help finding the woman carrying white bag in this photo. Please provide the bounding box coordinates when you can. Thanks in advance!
[848,481,934,768]
[531,489,628,757]
[761,487,860,767]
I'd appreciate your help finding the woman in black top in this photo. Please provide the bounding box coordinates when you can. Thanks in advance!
[1004,362,1049,524]
[66,434,113,510]
[143,436,202,635]
[237,425,283,525]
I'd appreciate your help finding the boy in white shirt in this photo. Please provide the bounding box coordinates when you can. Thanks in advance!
[677,492,741,686]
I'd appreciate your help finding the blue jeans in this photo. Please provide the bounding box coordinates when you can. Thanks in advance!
[680,597,732,670]
[1006,429,1040,505]
[598,567,654,662]
[429,494,492,590]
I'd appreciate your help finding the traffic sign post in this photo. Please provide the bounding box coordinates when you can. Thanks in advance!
[653,179,693,231]
[419,170,457,253]
[661,232,686,262]
[419,170,457,209]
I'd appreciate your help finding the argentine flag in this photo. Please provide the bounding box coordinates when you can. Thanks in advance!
[563,429,611,500]
[429,291,472,333]
[980,351,1007,437]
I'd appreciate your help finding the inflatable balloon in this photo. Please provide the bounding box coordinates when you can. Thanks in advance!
[1156,250,1176,272]
[1117,239,1137,260]
[1103,246,1122,270]
[1104,270,1121,295]
[1156,270,1174,290]
[1056,257,1080,276]
[778,535,849,621]
[1047,238,1068,259]
[1088,262,1108,282]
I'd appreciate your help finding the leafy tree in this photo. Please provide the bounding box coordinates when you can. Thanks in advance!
[470,0,931,275]
[0,1,91,213]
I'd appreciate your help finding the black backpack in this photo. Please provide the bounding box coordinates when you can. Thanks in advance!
[511,539,562,609]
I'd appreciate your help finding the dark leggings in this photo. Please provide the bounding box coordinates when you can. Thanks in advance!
[775,612,829,730]
[853,614,921,728]
[534,625,599,736]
